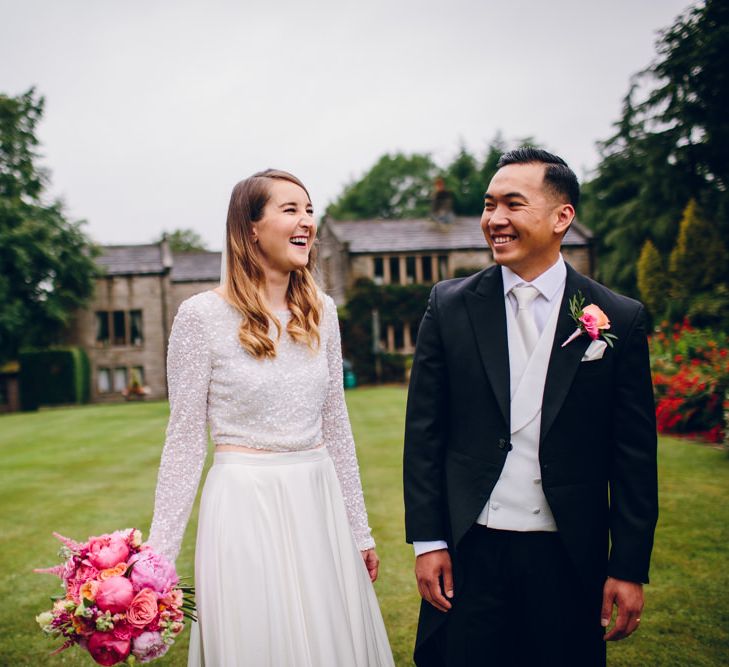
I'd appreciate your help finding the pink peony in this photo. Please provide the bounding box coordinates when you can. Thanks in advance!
[87,534,130,570]
[127,589,159,628]
[111,621,134,641]
[579,312,599,340]
[87,632,131,666]
[96,576,134,614]
[128,551,178,594]
[132,631,170,663]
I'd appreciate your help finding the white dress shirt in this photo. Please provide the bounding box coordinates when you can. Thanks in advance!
[413,256,567,557]
[501,255,567,331]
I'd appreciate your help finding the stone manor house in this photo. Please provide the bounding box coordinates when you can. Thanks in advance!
[59,214,593,404]
[62,240,222,403]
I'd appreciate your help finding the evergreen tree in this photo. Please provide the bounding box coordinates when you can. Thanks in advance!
[668,199,727,300]
[581,0,729,297]
[636,239,668,319]
[442,145,483,216]
[480,133,507,193]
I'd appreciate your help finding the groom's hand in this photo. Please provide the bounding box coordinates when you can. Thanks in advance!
[415,549,453,612]
[601,576,644,641]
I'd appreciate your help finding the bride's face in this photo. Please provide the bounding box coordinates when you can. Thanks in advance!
[253,180,316,275]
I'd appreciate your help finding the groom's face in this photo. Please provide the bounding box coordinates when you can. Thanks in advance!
[481,162,569,281]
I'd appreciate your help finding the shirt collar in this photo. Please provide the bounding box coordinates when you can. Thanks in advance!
[501,255,566,304]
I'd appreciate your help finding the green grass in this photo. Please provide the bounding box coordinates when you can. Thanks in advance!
[1,387,728,665]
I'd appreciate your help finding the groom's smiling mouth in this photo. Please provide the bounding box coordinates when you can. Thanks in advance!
[491,234,517,245]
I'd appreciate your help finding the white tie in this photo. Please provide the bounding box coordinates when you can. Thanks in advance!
[511,285,540,357]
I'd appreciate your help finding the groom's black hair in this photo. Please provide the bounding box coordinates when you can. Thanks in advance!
[497,147,580,209]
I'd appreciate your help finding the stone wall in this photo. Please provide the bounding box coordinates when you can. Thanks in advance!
[168,281,219,332]
[72,274,171,402]
[318,225,349,305]
[562,247,592,276]
[449,249,493,275]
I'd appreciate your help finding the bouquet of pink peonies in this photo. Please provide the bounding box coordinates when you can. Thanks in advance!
[34,529,195,665]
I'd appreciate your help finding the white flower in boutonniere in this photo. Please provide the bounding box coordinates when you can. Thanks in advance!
[561,291,618,348]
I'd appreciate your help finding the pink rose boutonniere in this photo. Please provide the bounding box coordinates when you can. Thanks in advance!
[561,291,618,348]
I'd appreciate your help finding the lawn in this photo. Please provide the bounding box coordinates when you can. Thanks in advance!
[1,386,728,666]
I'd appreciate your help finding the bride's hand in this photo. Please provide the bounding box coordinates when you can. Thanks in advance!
[361,548,379,582]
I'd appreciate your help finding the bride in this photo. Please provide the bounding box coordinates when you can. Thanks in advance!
[147,169,394,666]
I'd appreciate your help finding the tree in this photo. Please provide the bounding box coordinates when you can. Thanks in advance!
[441,134,517,216]
[636,239,668,319]
[442,145,483,216]
[0,89,98,363]
[580,0,729,298]
[479,132,508,193]
[160,228,207,252]
[326,135,539,221]
[326,153,439,220]
[650,0,729,210]
[667,199,728,322]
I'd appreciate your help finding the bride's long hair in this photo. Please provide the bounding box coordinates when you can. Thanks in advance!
[224,169,322,359]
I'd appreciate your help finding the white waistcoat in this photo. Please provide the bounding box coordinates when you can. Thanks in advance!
[476,294,561,531]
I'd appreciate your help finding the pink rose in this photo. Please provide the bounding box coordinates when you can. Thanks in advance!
[127,589,159,628]
[87,632,131,666]
[96,576,134,614]
[88,534,130,570]
[128,551,178,594]
[98,562,128,581]
[132,631,170,663]
[579,312,599,340]
[582,304,610,330]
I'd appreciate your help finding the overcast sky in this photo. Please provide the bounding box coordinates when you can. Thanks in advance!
[1,0,692,250]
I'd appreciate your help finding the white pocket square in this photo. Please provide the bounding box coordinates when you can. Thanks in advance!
[581,340,607,362]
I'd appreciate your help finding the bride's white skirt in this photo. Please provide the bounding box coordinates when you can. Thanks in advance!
[187,448,394,666]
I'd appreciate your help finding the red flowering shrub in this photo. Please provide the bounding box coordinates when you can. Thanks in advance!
[650,319,729,443]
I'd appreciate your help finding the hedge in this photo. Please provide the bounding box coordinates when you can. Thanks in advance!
[19,347,91,411]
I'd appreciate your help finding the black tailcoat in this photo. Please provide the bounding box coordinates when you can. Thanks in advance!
[403,264,658,666]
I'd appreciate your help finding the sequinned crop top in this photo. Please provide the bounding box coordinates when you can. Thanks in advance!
[147,290,374,560]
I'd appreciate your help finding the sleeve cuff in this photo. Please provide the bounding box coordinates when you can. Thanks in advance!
[413,540,449,556]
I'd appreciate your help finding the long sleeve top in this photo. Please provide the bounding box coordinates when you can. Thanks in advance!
[147,290,374,561]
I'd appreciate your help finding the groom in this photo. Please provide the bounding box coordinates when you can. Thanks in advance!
[403,148,658,666]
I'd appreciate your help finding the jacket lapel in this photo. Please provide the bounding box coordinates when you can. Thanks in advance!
[540,265,593,441]
[464,266,510,427]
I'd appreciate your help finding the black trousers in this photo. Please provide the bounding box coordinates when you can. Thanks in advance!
[443,526,606,667]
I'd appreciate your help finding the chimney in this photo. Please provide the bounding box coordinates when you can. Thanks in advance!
[159,234,173,270]
[431,177,454,224]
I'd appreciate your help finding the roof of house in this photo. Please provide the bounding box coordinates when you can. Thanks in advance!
[324,217,593,254]
[171,252,222,283]
[96,244,170,276]
[96,243,222,281]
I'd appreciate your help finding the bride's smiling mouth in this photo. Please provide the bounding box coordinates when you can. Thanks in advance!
[289,235,309,247]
